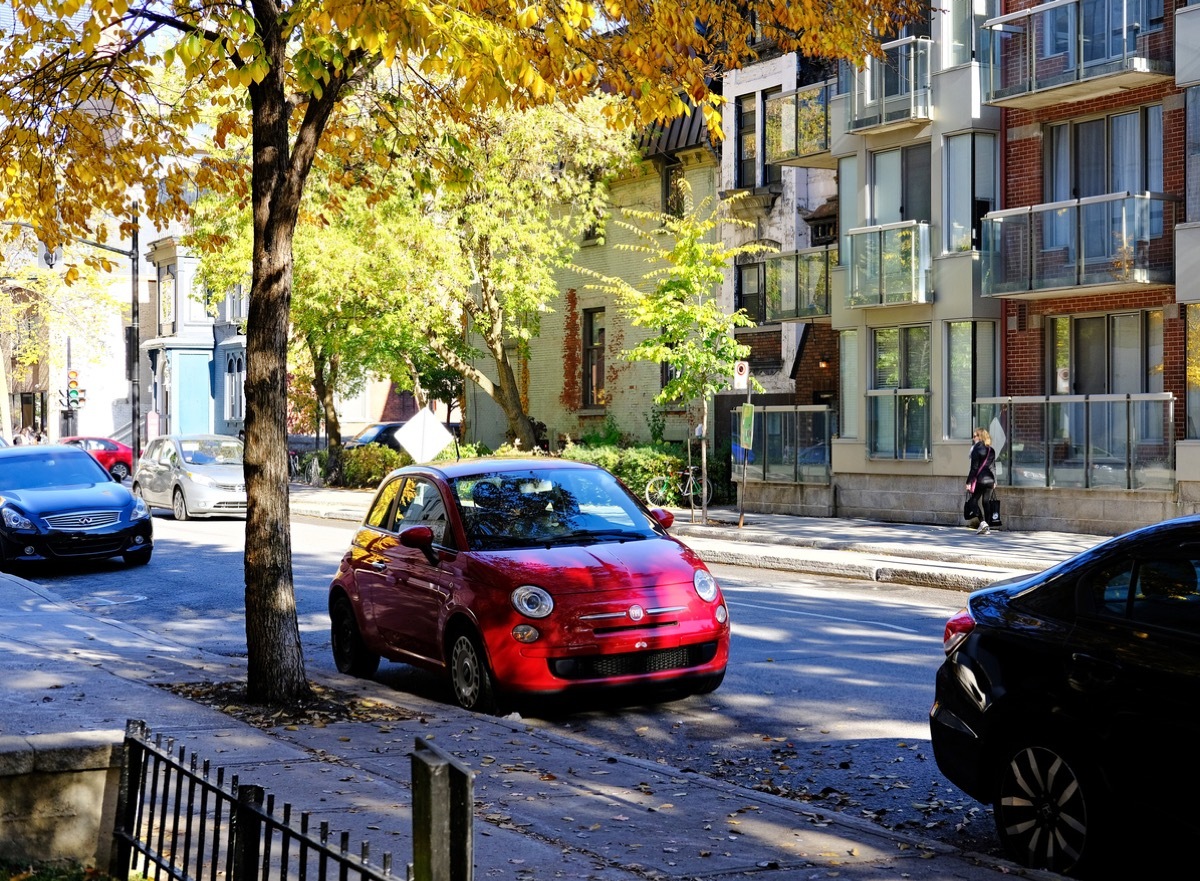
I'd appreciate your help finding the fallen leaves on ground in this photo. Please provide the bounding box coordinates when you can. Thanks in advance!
[161,681,419,729]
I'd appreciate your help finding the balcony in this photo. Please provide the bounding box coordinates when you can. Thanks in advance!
[981,0,1173,109]
[848,36,931,133]
[974,393,1175,490]
[847,221,931,307]
[764,245,836,321]
[764,81,836,169]
[981,192,1177,297]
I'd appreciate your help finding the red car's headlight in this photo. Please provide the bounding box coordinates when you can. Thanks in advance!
[511,585,554,618]
[693,569,719,602]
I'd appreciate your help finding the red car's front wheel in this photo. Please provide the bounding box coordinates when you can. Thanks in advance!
[449,631,500,715]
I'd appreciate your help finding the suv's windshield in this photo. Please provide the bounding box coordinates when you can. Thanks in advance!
[0,450,107,490]
[450,468,660,550]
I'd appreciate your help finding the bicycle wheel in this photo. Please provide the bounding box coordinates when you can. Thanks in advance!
[687,475,714,507]
[645,476,674,507]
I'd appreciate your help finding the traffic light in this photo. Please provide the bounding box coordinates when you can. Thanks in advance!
[66,369,81,409]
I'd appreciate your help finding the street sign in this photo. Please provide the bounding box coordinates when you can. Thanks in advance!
[733,360,749,390]
[739,404,754,449]
[397,409,455,462]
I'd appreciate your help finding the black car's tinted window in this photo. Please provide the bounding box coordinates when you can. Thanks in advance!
[1130,557,1200,632]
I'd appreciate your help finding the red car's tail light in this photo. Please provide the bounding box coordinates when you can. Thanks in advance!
[942,608,975,655]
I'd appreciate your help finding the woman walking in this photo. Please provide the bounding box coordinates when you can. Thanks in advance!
[965,427,996,535]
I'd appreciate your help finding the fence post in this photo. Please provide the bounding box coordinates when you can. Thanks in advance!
[109,719,148,879]
[232,784,265,881]
[410,738,474,881]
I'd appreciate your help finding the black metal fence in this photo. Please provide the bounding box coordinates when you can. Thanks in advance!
[111,719,474,881]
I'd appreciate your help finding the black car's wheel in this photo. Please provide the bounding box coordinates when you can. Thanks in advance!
[172,488,190,521]
[994,740,1107,876]
[449,631,500,714]
[330,595,380,678]
[110,462,130,481]
[124,547,152,566]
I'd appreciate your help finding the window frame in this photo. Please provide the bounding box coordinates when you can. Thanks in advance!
[582,307,606,409]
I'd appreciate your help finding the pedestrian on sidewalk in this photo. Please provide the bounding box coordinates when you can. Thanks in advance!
[965,427,996,535]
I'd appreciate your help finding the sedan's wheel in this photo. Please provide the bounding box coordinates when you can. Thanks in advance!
[110,462,131,481]
[172,488,190,521]
[994,742,1103,876]
[330,596,380,678]
[449,632,499,714]
[123,547,152,566]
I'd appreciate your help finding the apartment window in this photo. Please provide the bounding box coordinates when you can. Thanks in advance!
[735,260,766,324]
[871,144,931,226]
[1048,311,1164,397]
[947,0,994,65]
[1045,106,1164,246]
[763,87,783,187]
[736,94,758,188]
[662,160,685,217]
[838,155,859,266]
[583,308,606,408]
[225,355,245,421]
[868,325,931,459]
[839,330,859,438]
[945,133,997,252]
[1188,88,1200,224]
[947,321,996,440]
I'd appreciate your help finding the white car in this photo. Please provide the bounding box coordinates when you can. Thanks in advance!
[132,434,247,520]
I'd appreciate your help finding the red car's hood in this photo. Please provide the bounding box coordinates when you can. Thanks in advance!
[469,535,705,595]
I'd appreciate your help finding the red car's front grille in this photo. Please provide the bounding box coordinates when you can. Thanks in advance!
[548,641,719,680]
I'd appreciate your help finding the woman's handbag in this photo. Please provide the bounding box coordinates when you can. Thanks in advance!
[983,495,1002,528]
[964,492,982,523]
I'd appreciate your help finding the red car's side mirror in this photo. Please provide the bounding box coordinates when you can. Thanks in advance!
[649,508,674,529]
[400,525,439,565]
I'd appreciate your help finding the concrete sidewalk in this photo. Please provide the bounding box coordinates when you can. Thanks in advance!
[0,487,1101,879]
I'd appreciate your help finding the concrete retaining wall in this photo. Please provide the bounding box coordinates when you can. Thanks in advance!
[0,730,124,868]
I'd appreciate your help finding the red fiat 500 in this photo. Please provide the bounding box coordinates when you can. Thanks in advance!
[328,458,730,713]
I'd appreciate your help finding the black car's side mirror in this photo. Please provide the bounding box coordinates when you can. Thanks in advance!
[400,525,440,566]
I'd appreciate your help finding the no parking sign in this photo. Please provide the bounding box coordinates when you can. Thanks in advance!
[733,360,749,390]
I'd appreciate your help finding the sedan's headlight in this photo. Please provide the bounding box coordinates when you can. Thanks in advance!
[511,585,554,619]
[1,506,34,530]
[693,569,719,602]
[131,497,150,520]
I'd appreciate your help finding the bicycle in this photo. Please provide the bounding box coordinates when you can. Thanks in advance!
[645,465,713,508]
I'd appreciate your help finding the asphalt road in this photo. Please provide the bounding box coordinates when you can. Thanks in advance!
[29,512,1002,861]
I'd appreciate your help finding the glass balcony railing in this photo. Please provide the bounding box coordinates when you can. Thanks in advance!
[981,192,1177,295]
[848,36,931,132]
[764,246,836,321]
[847,221,931,307]
[974,394,1175,490]
[764,81,836,168]
[731,405,832,485]
[981,0,1172,106]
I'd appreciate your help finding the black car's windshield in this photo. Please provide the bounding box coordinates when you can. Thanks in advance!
[0,450,107,490]
[450,468,661,550]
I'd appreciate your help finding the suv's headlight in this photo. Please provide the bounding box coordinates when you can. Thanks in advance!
[1,506,34,530]
[131,497,150,520]
[511,585,554,618]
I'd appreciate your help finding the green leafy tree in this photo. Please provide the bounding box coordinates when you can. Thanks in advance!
[582,183,770,520]
[0,0,923,706]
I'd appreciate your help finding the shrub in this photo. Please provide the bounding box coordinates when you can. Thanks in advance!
[560,442,685,501]
[335,444,411,488]
[434,440,492,461]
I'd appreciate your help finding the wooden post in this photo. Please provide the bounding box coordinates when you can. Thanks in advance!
[410,738,474,881]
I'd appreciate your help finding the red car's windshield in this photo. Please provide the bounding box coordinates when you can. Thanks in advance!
[449,468,661,550]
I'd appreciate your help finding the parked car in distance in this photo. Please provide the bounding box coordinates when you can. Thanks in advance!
[343,422,407,453]
[327,458,730,713]
[132,434,247,521]
[930,514,1200,878]
[0,444,152,569]
[61,435,135,481]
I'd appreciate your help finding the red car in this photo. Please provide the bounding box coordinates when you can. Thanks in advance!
[60,436,135,481]
[328,458,730,713]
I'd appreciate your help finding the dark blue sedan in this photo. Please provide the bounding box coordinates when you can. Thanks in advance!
[0,444,153,569]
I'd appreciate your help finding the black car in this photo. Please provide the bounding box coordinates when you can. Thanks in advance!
[930,514,1200,877]
[0,445,153,569]
[343,422,406,452]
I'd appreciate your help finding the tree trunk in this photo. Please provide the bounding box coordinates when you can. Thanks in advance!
[310,344,341,449]
[242,14,309,706]
[700,396,709,524]
[494,350,536,449]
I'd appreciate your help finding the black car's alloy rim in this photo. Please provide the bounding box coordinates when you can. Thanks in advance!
[997,745,1088,873]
